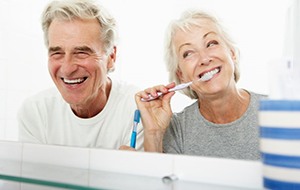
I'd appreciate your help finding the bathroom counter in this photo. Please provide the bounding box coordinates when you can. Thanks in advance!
[0,141,263,189]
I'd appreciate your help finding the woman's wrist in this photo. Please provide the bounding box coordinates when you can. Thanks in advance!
[143,129,166,152]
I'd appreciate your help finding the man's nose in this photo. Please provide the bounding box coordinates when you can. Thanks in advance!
[60,55,78,75]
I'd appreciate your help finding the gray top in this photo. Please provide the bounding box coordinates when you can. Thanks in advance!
[163,91,265,160]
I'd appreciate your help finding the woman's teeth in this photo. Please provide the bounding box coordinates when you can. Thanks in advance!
[200,68,220,81]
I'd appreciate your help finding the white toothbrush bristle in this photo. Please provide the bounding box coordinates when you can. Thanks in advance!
[200,68,219,81]
[200,74,212,81]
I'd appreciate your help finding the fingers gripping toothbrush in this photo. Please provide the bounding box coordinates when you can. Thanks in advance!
[141,81,193,102]
[141,70,214,102]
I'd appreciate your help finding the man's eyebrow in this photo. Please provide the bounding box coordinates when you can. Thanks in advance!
[48,46,96,54]
[48,46,61,53]
[74,46,95,53]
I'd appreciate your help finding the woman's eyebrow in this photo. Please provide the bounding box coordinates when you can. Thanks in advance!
[178,31,218,51]
[178,42,192,52]
[203,31,217,39]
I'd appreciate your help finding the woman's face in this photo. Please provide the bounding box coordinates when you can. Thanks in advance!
[174,18,237,97]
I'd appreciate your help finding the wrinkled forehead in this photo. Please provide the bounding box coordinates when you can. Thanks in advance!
[179,18,219,34]
[172,18,225,48]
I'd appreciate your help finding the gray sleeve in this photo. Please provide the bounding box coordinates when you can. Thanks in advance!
[163,114,184,154]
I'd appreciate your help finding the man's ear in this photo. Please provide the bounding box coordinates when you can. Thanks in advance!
[107,46,117,70]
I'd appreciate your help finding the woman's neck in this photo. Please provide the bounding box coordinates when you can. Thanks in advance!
[198,89,250,124]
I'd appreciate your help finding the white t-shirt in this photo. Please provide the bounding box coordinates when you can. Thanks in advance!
[17,78,144,150]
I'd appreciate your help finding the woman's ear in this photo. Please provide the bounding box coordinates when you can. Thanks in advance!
[230,49,237,62]
[176,69,184,83]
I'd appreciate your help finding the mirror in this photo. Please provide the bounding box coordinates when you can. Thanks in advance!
[0,0,289,151]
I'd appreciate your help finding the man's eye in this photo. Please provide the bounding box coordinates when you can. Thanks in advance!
[76,51,86,54]
[50,52,63,58]
[75,52,89,58]
[207,40,219,48]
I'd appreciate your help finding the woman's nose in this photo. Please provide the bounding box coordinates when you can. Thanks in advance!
[199,51,212,65]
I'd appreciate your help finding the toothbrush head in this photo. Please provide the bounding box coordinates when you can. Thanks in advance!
[199,67,220,82]
[199,74,211,82]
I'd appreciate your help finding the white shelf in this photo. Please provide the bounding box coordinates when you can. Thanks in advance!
[0,140,263,189]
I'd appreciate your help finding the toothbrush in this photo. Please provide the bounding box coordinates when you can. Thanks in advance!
[130,109,140,148]
[140,81,192,102]
[141,71,215,102]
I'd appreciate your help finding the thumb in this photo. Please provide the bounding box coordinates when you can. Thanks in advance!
[162,91,175,113]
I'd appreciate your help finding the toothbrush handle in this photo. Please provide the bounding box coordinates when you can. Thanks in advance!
[130,131,137,148]
[140,81,192,102]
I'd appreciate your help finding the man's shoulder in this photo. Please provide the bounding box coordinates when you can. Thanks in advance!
[22,87,62,105]
[18,87,64,118]
[111,78,141,95]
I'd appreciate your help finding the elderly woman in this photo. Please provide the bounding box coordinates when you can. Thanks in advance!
[135,9,265,160]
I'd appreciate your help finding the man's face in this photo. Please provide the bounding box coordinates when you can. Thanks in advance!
[47,18,114,108]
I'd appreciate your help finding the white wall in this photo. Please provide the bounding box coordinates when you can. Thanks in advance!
[0,0,53,141]
[0,0,290,141]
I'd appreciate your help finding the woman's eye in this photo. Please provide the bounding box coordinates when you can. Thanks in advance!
[183,51,192,59]
[207,40,219,48]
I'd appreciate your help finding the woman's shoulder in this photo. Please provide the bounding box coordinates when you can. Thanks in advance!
[248,90,268,102]
[173,100,198,118]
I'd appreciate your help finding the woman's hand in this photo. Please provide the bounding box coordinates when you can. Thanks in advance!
[135,82,176,152]
[119,145,136,151]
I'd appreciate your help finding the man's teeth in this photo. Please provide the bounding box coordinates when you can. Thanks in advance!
[200,68,220,81]
[63,78,85,84]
